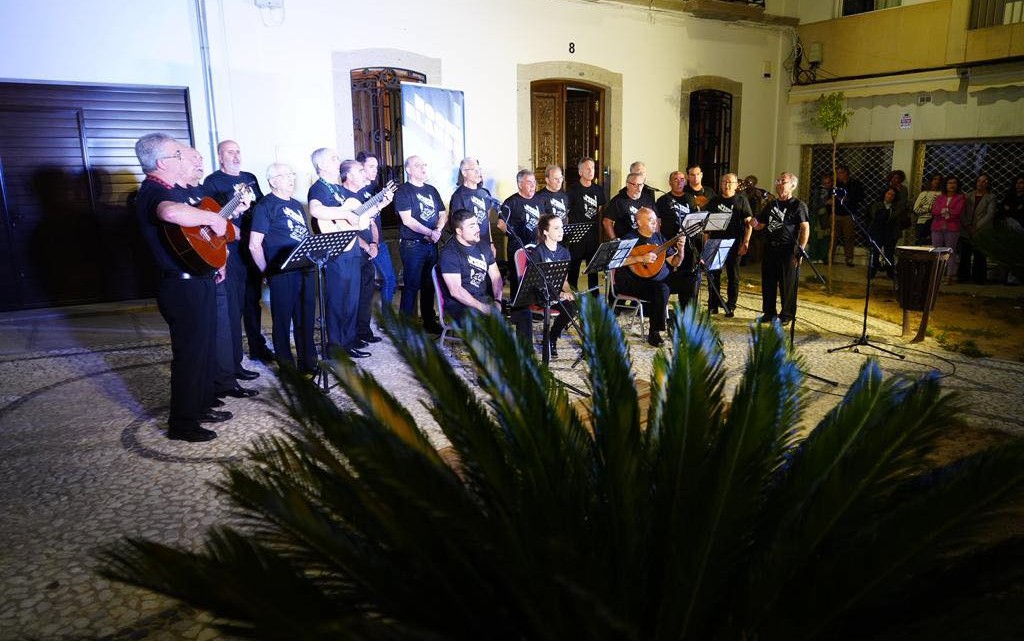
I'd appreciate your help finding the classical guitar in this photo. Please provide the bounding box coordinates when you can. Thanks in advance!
[628,230,687,279]
[162,183,254,272]
[315,180,398,234]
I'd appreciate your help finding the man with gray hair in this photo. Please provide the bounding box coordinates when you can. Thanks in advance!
[134,132,239,442]
[747,172,810,324]
[604,170,656,239]
[395,155,447,334]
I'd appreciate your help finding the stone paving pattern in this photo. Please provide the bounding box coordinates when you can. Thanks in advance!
[1,290,1022,640]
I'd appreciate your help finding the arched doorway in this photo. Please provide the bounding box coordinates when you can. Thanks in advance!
[530,80,604,185]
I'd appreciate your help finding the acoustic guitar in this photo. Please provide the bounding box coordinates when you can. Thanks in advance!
[315,180,397,234]
[162,183,254,272]
[628,230,687,279]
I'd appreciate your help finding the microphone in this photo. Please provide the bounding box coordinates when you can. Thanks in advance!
[485,195,504,211]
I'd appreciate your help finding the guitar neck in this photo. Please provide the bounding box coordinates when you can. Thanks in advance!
[354,182,395,216]
[220,192,244,220]
[652,231,686,255]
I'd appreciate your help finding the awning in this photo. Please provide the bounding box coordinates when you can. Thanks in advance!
[788,69,962,103]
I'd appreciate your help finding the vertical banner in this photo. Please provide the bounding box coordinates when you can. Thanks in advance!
[400,83,466,202]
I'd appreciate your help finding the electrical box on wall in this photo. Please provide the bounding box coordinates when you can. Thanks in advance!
[254,0,283,8]
[807,42,823,65]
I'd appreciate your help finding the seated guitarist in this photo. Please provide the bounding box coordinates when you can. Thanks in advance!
[617,207,685,347]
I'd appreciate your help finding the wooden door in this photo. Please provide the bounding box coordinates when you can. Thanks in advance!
[530,81,603,186]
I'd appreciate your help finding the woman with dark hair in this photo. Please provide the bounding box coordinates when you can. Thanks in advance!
[959,173,996,284]
[867,187,900,279]
[931,176,965,285]
[509,212,577,356]
[913,173,943,245]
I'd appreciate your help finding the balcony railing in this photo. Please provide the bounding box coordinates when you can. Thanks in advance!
[971,0,1024,28]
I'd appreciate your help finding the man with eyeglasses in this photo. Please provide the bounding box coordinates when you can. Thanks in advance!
[395,155,447,334]
[656,170,700,310]
[536,164,570,223]
[203,140,274,369]
[604,171,656,240]
[746,172,810,324]
[449,157,496,258]
[249,163,316,375]
[133,133,245,442]
[704,173,753,317]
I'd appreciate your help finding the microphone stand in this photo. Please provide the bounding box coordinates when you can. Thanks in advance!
[827,212,905,359]
[494,200,589,397]
[680,214,730,315]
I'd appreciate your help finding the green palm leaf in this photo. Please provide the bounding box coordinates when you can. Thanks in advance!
[98,299,1024,640]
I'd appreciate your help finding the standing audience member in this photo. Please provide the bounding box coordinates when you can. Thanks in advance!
[913,173,944,245]
[808,173,835,262]
[866,188,901,280]
[249,163,316,375]
[931,176,965,286]
[959,174,996,284]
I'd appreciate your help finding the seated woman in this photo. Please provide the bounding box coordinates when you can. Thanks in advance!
[513,214,577,358]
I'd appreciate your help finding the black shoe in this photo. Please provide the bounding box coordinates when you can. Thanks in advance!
[217,386,259,399]
[251,347,275,362]
[647,332,665,347]
[548,338,559,359]
[209,398,225,408]
[709,308,719,315]
[168,425,217,442]
[353,339,370,348]
[346,348,371,359]
[235,367,260,381]
[423,322,444,335]
[758,315,777,324]
[360,335,383,344]
[199,409,232,423]
[779,315,793,324]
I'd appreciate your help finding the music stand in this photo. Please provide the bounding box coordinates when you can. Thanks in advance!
[280,230,359,393]
[563,222,595,247]
[703,238,735,272]
[584,238,638,274]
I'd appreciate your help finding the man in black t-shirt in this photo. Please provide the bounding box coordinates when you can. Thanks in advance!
[203,140,273,366]
[566,156,605,293]
[684,164,716,209]
[449,157,495,256]
[308,148,378,359]
[439,209,503,323]
[748,172,810,324]
[656,170,700,309]
[616,207,685,347]
[536,164,570,223]
[134,133,242,442]
[396,155,447,333]
[704,173,753,317]
[604,171,656,240]
[249,163,316,375]
[500,169,543,249]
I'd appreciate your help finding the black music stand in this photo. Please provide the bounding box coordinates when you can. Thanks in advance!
[585,238,638,275]
[281,230,358,393]
[512,258,587,396]
[563,222,595,247]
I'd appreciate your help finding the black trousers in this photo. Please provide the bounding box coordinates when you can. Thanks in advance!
[156,277,216,429]
[227,246,269,367]
[268,268,317,373]
[214,281,239,394]
[708,250,739,312]
[325,250,362,351]
[568,236,599,294]
[618,275,670,333]
[761,246,800,321]
[356,253,376,340]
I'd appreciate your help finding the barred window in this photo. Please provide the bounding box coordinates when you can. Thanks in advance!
[805,143,895,246]
[918,138,1024,205]
[687,89,733,190]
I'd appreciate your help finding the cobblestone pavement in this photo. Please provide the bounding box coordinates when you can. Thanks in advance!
[1,292,1021,640]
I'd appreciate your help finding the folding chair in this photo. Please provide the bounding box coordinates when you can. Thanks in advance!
[608,267,648,337]
[431,266,461,354]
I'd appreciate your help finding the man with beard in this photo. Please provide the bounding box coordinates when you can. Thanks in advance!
[438,209,503,322]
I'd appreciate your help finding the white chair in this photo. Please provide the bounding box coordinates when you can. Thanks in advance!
[609,268,648,337]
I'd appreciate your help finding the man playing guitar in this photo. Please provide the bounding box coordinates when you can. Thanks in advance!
[616,207,685,347]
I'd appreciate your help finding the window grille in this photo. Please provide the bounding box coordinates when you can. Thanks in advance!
[687,89,733,189]
[806,143,895,245]
[919,138,1024,205]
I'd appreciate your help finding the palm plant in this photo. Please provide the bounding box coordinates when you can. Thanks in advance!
[100,299,1024,640]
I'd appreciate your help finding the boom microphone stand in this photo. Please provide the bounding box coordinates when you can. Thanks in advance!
[827,213,905,359]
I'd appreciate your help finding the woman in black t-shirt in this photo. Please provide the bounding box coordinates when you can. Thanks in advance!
[530,214,577,357]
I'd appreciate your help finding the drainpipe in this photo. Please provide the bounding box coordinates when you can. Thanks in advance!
[195,0,220,166]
